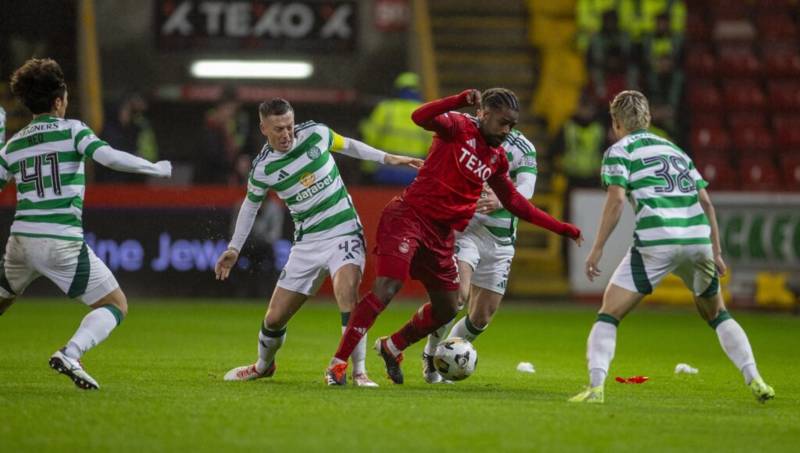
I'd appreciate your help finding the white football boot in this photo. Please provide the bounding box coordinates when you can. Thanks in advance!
[49,349,100,390]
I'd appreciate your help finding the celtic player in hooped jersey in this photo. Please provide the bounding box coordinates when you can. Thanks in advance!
[570,91,774,404]
[0,59,172,390]
[215,98,423,386]
[422,128,538,383]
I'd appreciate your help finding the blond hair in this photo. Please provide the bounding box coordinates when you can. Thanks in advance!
[610,90,651,132]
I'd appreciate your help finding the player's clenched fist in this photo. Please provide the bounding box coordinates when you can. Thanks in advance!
[462,89,481,106]
[215,248,239,280]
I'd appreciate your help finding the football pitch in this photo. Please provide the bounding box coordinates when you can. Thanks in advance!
[1,299,797,452]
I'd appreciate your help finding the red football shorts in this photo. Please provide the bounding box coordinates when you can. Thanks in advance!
[374,197,459,292]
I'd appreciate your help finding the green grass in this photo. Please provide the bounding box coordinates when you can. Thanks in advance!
[0,299,798,452]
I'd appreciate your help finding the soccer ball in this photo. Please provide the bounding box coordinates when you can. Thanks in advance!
[433,337,478,381]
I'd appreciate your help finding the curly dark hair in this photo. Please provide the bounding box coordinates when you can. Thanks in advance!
[481,87,519,112]
[10,58,67,114]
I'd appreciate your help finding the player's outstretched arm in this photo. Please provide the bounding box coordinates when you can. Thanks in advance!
[335,136,424,169]
[698,188,726,276]
[410,89,479,134]
[585,185,625,281]
[488,171,582,242]
[216,198,260,280]
[91,146,171,177]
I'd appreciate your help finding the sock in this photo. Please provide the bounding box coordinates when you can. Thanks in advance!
[447,316,485,343]
[587,314,619,388]
[334,292,386,363]
[64,305,122,360]
[342,312,368,375]
[423,319,453,356]
[712,312,761,384]
[389,302,450,351]
[256,324,286,373]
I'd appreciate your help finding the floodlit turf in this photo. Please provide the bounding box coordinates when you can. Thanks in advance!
[1,299,798,452]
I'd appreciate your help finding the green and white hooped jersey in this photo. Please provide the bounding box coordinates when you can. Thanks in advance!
[247,121,362,243]
[472,129,538,245]
[601,130,710,248]
[0,106,6,146]
[0,115,109,241]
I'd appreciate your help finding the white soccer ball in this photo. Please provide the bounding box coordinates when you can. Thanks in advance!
[433,337,478,381]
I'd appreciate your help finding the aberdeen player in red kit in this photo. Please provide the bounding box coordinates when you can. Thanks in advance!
[325,88,583,385]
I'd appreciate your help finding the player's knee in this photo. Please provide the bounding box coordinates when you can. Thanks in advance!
[372,278,402,304]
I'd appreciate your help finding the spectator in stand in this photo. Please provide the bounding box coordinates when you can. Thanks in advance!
[643,13,684,138]
[576,0,622,52]
[360,72,432,185]
[619,0,686,44]
[195,89,246,185]
[97,92,159,183]
[552,94,607,188]
[587,9,637,103]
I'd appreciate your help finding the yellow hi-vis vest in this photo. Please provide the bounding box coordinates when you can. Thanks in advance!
[360,99,432,173]
[562,120,605,179]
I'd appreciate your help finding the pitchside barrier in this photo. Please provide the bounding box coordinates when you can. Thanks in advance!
[0,185,431,299]
[569,189,800,308]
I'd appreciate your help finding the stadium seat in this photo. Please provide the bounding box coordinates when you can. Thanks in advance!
[686,47,716,77]
[723,79,765,112]
[768,81,800,111]
[693,113,725,130]
[718,50,761,77]
[732,125,774,154]
[772,114,800,133]
[693,156,737,190]
[687,15,710,42]
[687,80,722,112]
[756,14,798,42]
[763,49,800,77]
[727,112,767,130]
[690,126,731,155]
[708,0,751,20]
[779,153,800,190]
[775,123,800,149]
[739,157,781,191]
[754,0,797,13]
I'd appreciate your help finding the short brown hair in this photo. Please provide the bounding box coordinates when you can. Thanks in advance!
[10,58,67,114]
[258,98,293,118]
[610,90,651,132]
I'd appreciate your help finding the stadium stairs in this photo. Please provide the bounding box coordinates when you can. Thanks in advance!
[425,0,569,296]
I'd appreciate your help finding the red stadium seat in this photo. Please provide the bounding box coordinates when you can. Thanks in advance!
[693,113,725,130]
[772,114,800,133]
[739,157,781,191]
[690,126,731,155]
[732,125,774,154]
[686,47,717,76]
[718,50,761,77]
[763,50,800,77]
[694,156,737,190]
[768,81,800,111]
[708,0,751,20]
[727,112,767,130]
[775,122,800,149]
[687,15,710,42]
[757,14,798,41]
[754,0,797,13]
[723,80,765,112]
[687,81,722,112]
[779,153,800,191]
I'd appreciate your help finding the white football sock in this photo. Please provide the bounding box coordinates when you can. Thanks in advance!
[64,306,120,360]
[587,319,618,388]
[715,318,760,384]
[256,325,285,373]
[346,325,368,375]
[447,316,485,343]
[423,321,452,356]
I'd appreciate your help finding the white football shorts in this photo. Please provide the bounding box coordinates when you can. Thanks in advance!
[455,226,515,295]
[1,235,119,305]
[609,243,719,297]
[277,233,366,296]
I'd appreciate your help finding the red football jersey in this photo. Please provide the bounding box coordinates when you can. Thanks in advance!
[402,91,580,239]
[402,109,507,231]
